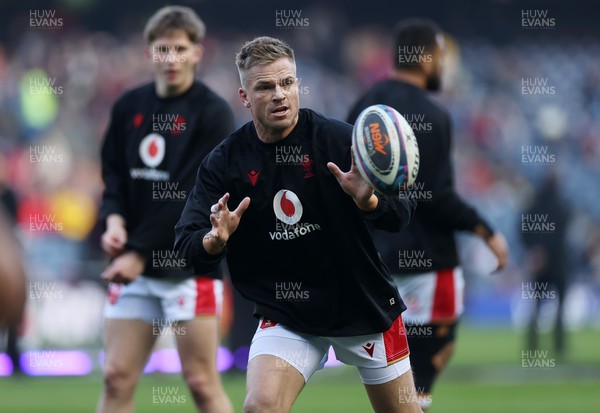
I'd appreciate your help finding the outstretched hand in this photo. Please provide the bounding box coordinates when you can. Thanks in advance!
[327,151,378,211]
[203,193,251,254]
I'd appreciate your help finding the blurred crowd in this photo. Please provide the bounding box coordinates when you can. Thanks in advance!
[1,21,600,340]
[443,39,600,325]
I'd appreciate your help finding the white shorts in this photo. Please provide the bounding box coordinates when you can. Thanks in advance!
[104,275,223,323]
[394,267,464,324]
[248,316,411,385]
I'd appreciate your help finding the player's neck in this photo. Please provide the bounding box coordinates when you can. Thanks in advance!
[255,115,299,144]
[155,76,194,98]
[392,70,426,90]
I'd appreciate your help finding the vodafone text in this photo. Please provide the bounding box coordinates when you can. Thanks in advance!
[269,222,321,240]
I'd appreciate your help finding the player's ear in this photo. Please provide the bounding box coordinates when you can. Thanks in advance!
[192,43,203,64]
[420,52,433,76]
[239,88,250,108]
[422,42,442,75]
[144,45,153,62]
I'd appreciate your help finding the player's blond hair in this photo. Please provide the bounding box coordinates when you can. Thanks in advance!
[235,36,295,86]
[143,6,206,44]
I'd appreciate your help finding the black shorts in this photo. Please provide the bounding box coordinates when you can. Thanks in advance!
[407,321,458,394]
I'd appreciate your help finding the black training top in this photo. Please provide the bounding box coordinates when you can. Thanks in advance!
[175,108,415,336]
[347,79,493,275]
[100,81,234,278]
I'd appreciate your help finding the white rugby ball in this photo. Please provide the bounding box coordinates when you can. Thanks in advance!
[351,104,419,195]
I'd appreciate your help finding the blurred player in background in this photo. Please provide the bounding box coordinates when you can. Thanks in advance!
[347,19,508,411]
[521,172,569,357]
[98,6,234,413]
[175,36,423,413]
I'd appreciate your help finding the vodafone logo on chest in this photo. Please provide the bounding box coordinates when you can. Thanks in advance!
[273,190,303,225]
[270,189,321,241]
[139,133,166,167]
[130,133,170,181]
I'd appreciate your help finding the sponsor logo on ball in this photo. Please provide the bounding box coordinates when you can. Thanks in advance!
[363,113,393,174]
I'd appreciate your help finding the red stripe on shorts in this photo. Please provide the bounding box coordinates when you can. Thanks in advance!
[195,277,217,316]
[431,268,455,321]
[259,318,278,329]
[384,315,410,365]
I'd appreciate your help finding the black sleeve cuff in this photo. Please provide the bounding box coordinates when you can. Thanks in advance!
[360,194,388,221]
[191,229,227,274]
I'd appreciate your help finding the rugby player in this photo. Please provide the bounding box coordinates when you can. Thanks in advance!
[347,19,508,411]
[98,6,234,413]
[175,36,422,413]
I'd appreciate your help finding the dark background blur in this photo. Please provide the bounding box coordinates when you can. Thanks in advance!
[2,0,600,42]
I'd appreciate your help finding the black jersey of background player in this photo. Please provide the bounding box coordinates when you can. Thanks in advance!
[100,80,234,278]
[347,79,492,275]
[175,109,415,336]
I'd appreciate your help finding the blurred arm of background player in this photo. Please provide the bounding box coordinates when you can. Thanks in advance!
[100,213,144,284]
[428,111,508,271]
[99,103,145,284]
[412,108,508,272]
[400,40,507,272]
[101,213,127,256]
[0,205,26,329]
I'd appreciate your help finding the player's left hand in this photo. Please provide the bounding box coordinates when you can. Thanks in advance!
[101,250,145,285]
[327,152,378,211]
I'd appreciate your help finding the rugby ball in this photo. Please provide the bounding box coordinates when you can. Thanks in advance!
[351,104,419,195]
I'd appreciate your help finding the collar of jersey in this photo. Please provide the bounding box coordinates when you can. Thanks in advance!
[250,108,307,148]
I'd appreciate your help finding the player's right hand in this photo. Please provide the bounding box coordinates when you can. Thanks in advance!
[101,214,127,257]
[101,250,144,285]
[327,152,378,212]
[487,232,508,272]
[203,193,250,255]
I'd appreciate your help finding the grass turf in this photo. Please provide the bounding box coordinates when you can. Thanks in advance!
[1,327,598,412]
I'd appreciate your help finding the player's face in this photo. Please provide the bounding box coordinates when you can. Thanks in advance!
[425,34,444,92]
[239,57,299,142]
[146,29,202,97]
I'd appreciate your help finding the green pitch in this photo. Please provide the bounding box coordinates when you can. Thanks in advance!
[1,327,598,412]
